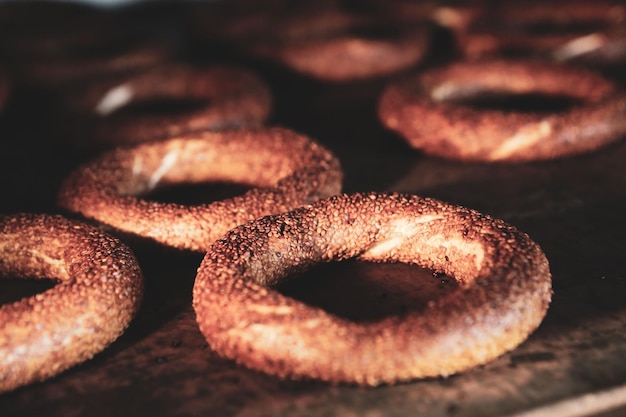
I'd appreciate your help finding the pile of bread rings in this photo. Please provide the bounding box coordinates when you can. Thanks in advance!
[2,0,626,393]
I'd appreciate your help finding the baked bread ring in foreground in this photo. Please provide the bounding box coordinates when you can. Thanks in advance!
[0,214,143,393]
[193,192,552,386]
[378,59,626,161]
[58,127,342,252]
[59,64,272,150]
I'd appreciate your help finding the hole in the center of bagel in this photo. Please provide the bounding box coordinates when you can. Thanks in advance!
[109,97,210,117]
[144,181,254,206]
[276,260,460,323]
[0,277,57,306]
[452,91,583,113]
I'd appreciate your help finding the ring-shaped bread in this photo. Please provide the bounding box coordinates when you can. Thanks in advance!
[452,1,626,67]
[0,214,143,392]
[19,41,172,89]
[251,25,431,82]
[378,59,626,161]
[193,192,552,386]
[192,3,431,82]
[60,64,272,149]
[57,127,342,252]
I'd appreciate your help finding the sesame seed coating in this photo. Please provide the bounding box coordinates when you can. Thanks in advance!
[0,214,143,393]
[58,127,343,252]
[193,192,552,386]
[378,59,626,161]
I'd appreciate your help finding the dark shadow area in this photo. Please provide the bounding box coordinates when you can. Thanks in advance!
[450,91,583,113]
[0,278,57,306]
[277,260,459,323]
[145,181,253,206]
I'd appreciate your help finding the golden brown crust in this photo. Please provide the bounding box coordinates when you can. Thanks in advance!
[59,64,273,150]
[0,214,143,393]
[378,59,626,161]
[57,127,343,252]
[192,2,430,81]
[251,25,430,82]
[192,192,552,386]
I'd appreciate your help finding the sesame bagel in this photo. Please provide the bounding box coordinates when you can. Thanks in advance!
[0,214,143,392]
[251,24,431,82]
[193,3,431,82]
[378,59,626,161]
[452,1,626,67]
[57,127,342,252]
[60,64,272,150]
[193,192,552,386]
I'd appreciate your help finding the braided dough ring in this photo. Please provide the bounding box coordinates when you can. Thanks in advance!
[193,192,552,386]
[0,214,143,393]
[58,127,342,252]
[378,59,626,161]
[61,64,272,149]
